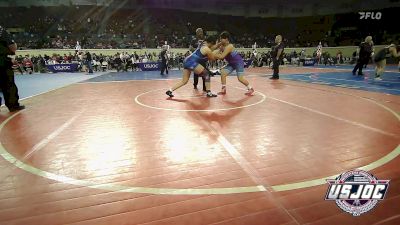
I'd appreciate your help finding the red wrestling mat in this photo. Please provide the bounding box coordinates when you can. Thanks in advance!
[0,75,399,225]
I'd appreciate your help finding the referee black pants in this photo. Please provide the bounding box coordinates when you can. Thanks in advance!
[272,58,281,78]
[160,61,168,75]
[352,57,368,75]
[193,74,206,91]
[0,68,20,109]
[193,63,207,91]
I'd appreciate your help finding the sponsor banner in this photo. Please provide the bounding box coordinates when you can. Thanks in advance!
[244,59,253,68]
[138,62,161,71]
[46,63,79,73]
[303,58,316,66]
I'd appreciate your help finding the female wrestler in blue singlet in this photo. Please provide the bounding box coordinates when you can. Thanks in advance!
[166,36,219,98]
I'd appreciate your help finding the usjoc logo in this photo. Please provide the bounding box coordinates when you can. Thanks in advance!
[304,60,316,66]
[305,60,315,64]
[325,170,389,216]
[359,12,382,20]
[143,63,159,69]
[54,65,71,70]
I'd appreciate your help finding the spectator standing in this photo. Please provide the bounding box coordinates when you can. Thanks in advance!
[85,51,93,74]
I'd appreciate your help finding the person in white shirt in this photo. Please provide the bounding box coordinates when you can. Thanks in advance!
[131,55,138,71]
[101,60,108,71]
[75,41,81,51]
[142,54,148,63]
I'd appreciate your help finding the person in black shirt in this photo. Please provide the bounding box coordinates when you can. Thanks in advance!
[0,25,24,112]
[352,36,373,76]
[85,51,93,74]
[160,47,168,75]
[270,35,284,80]
[191,28,207,91]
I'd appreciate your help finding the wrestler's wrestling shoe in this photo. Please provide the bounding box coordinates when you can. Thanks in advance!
[206,91,217,97]
[374,74,382,81]
[246,88,255,96]
[166,90,174,97]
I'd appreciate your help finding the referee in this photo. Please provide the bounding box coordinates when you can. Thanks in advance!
[160,45,168,75]
[352,36,373,76]
[270,35,284,80]
[191,28,206,91]
[0,25,24,112]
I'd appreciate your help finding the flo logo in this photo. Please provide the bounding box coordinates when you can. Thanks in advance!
[325,170,389,216]
[359,12,382,20]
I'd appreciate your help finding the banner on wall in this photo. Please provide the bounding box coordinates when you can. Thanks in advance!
[303,58,316,66]
[138,62,161,71]
[46,63,79,73]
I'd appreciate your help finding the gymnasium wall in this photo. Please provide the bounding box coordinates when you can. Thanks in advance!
[16,45,389,59]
